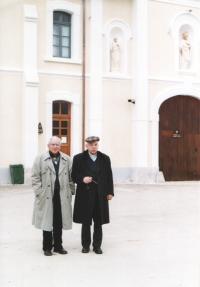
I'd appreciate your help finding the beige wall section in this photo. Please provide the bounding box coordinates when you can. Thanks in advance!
[0,74,22,165]
[102,80,132,166]
[0,1,23,68]
[103,0,132,26]
[37,75,82,154]
[148,1,200,80]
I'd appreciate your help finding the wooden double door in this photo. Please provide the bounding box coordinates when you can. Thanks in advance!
[159,96,200,181]
[52,101,71,156]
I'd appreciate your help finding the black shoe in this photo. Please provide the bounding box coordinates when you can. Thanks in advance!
[93,247,103,254]
[44,250,52,256]
[82,247,90,253]
[53,247,68,255]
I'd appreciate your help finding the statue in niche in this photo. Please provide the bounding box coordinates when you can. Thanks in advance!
[179,31,191,69]
[110,37,120,72]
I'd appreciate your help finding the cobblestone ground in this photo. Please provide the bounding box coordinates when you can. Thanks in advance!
[0,182,199,287]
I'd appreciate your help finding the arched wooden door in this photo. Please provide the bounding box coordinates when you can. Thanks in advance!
[159,96,200,181]
[52,101,71,155]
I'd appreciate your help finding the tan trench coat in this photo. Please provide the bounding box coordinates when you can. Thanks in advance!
[31,151,75,231]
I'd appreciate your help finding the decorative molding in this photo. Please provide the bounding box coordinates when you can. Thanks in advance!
[23,4,38,22]
[44,56,81,64]
[103,74,132,82]
[103,19,132,40]
[151,0,200,8]
[150,86,200,121]
[168,12,200,40]
[148,76,184,84]
[38,69,82,78]
[0,67,23,75]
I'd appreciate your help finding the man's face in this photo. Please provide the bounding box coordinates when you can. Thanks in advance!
[86,141,99,155]
[48,139,61,155]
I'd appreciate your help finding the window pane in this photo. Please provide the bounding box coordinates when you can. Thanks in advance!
[62,37,69,47]
[62,47,69,58]
[53,12,60,22]
[53,103,59,114]
[53,35,59,46]
[61,121,67,127]
[61,103,68,114]
[62,26,70,37]
[53,46,60,57]
[53,25,59,36]
[62,13,71,23]
[53,129,59,135]
[61,129,67,135]
[53,121,59,127]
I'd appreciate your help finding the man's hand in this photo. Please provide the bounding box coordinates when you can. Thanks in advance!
[107,194,113,200]
[83,177,92,184]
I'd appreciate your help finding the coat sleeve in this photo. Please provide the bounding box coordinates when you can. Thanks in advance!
[68,157,75,195]
[71,155,84,185]
[31,155,43,197]
[107,156,114,196]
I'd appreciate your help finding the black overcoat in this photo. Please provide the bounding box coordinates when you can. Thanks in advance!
[72,150,114,225]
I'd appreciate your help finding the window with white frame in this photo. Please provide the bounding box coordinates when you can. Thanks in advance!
[45,1,81,63]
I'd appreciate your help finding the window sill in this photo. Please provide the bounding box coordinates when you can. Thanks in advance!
[44,56,82,65]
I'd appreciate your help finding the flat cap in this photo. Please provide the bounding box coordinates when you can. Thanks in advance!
[85,136,100,142]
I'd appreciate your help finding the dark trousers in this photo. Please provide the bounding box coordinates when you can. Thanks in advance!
[81,191,102,249]
[43,189,63,251]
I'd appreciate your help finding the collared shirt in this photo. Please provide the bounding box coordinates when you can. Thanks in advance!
[88,151,97,162]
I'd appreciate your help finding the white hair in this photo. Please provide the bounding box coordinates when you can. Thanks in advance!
[48,136,62,145]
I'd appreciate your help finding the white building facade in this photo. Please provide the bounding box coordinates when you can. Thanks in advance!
[0,0,200,183]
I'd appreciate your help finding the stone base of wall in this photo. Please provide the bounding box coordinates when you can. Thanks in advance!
[0,167,165,184]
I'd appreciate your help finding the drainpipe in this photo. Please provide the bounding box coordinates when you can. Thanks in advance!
[82,0,86,151]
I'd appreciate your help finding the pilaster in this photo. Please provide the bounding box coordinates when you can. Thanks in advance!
[22,5,39,168]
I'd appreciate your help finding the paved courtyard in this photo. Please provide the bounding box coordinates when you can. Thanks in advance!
[0,182,199,287]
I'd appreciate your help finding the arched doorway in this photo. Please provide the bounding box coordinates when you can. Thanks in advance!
[159,95,200,181]
[52,101,71,155]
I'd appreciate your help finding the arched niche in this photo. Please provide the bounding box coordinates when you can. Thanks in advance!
[103,19,132,75]
[168,12,200,74]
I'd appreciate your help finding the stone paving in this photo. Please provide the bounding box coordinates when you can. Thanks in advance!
[0,182,199,287]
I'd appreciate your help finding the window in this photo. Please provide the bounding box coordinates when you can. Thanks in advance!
[53,11,71,58]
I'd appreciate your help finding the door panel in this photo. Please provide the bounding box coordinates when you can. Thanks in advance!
[52,101,71,155]
[159,96,200,181]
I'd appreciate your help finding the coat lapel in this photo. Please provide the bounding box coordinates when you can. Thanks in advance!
[97,152,104,173]
[44,151,55,174]
[59,156,66,175]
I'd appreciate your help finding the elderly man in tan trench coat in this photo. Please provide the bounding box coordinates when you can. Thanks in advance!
[32,136,74,256]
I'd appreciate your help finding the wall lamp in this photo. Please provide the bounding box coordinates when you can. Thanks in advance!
[128,99,135,104]
[187,9,192,12]
[38,122,43,133]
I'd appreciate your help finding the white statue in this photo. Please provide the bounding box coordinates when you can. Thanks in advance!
[110,38,120,72]
[179,31,191,69]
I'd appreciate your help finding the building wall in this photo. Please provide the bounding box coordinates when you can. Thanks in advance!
[0,0,200,183]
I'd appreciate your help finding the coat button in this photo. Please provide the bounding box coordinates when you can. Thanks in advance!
[47,197,49,199]
[48,185,50,187]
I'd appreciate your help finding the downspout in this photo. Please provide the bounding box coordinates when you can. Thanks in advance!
[82,0,86,151]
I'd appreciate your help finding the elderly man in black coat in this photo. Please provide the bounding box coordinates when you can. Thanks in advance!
[72,136,114,254]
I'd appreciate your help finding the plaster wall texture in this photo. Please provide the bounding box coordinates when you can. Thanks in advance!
[0,1,23,68]
[0,74,22,165]
[102,80,132,167]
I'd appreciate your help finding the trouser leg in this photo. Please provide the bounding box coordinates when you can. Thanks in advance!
[93,222,102,249]
[53,190,63,250]
[43,230,53,251]
[81,224,91,248]
[92,190,102,248]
